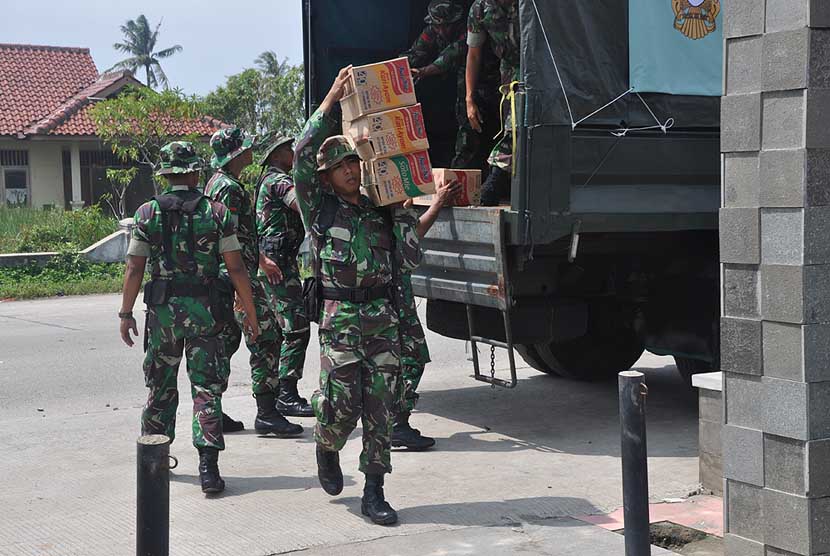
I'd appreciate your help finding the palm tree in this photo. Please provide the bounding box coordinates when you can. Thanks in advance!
[255,51,289,78]
[107,15,182,89]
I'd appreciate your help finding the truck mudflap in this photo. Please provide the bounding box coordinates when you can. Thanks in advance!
[412,206,518,388]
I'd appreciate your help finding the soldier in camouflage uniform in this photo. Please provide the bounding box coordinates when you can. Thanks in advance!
[294,68,422,526]
[393,179,462,452]
[402,0,501,170]
[119,141,260,494]
[467,0,520,205]
[255,135,314,418]
[204,127,304,438]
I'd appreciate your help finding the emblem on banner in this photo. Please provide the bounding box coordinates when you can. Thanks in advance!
[672,0,720,40]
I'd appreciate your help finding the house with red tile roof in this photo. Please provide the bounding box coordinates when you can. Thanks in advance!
[0,43,223,211]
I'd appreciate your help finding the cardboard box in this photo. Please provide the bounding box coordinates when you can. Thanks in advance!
[341,58,417,121]
[413,168,482,207]
[362,151,435,206]
[345,104,429,160]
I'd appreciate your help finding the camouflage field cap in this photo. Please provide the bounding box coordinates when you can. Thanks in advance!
[316,135,359,172]
[258,134,295,166]
[424,0,466,25]
[156,141,203,175]
[210,127,255,169]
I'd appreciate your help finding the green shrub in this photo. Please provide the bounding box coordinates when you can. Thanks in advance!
[0,252,125,300]
[0,206,118,253]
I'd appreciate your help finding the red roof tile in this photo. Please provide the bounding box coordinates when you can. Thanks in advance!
[2,43,225,139]
[46,101,224,138]
[0,43,98,136]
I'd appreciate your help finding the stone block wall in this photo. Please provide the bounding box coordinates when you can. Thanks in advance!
[722,1,830,554]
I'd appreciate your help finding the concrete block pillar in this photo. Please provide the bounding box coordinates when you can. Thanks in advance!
[722,1,830,554]
[69,142,83,211]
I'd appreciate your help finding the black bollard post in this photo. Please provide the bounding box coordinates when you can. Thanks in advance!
[137,434,170,556]
[619,370,650,556]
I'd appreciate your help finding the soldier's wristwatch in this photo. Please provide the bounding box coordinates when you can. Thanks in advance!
[118,311,134,319]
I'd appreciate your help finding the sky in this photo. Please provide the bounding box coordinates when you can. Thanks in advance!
[2,0,305,96]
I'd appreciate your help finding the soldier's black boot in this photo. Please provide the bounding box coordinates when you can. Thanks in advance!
[361,473,398,526]
[316,445,344,496]
[197,447,225,494]
[391,411,435,451]
[221,412,244,433]
[254,392,304,437]
[276,378,315,417]
[479,167,510,206]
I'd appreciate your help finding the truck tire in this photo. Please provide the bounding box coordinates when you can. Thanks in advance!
[532,301,645,381]
[516,344,563,377]
[674,357,711,383]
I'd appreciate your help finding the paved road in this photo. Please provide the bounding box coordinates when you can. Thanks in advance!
[0,294,698,555]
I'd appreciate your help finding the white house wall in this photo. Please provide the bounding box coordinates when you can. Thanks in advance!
[0,139,65,209]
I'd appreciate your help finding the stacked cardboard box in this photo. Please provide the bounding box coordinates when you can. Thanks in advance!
[413,168,483,207]
[340,58,435,206]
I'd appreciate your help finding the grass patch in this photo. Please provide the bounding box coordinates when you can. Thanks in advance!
[0,206,118,254]
[0,252,124,300]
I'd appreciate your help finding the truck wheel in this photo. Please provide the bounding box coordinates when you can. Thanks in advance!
[532,302,645,381]
[516,344,562,377]
[674,357,711,383]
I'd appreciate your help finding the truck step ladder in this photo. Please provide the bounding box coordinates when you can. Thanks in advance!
[466,304,518,389]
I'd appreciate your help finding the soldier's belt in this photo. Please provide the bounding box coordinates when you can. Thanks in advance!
[168,282,211,297]
[319,285,391,303]
[144,279,212,306]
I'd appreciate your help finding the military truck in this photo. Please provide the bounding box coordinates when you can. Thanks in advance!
[302,0,720,386]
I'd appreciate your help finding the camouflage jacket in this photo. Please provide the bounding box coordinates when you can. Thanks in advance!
[396,272,420,325]
[404,24,467,75]
[403,23,501,94]
[255,166,304,257]
[204,170,259,279]
[128,186,240,287]
[293,108,422,332]
[468,0,521,85]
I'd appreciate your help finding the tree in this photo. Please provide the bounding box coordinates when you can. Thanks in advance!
[107,15,182,89]
[103,168,138,220]
[255,51,290,78]
[201,53,305,136]
[90,86,207,196]
[201,69,270,135]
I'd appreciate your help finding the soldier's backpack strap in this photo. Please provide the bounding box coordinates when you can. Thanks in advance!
[303,193,340,324]
[153,190,208,275]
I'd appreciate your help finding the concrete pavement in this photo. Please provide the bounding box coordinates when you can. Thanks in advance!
[0,294,701,555]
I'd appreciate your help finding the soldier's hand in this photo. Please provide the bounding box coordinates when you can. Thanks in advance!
[435,179,462,207]
[466,99,484,133]
[244,315,260,342]
[325,66,353,105]
[260,255,283,285]
[120,316,138,347]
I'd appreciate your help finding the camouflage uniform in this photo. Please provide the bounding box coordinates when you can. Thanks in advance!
[403,0,501,169]
[396,273,431,413]
[468,0,521,171]
[255,165,309,381]
[128,142,241,450]
[204,129,283,396]
[294,109,421,474]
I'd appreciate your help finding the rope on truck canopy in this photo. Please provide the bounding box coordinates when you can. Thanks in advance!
[528,0,674,136]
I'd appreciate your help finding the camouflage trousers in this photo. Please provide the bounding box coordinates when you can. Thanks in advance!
[141,299,229,450]
[221,276,283,395]
[488,111,514,171]
[312,325,401,475]
[260,263,310,381]
[398,317,431,414]
[453,89,502,171]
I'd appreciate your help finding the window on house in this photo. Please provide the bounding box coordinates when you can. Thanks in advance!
[3,169,29,207]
